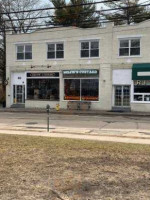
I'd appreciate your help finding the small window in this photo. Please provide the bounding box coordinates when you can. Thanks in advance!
[17,44,32,60]
[119,38,140,57]
[47,43,64,59]
[81,40,99,58]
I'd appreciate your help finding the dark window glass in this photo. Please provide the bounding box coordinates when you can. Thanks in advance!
[120,40,129,48]
[57,43,63,51]
[27,79,59,100]
[64,79,80,100]
[81,42,89,50]
[56,51,64,58]
[91,41,98,49]
[131,39,140,47]
[81,50,89,57]
[25,45,32,52]
[119,48,129,56]
[81,79,99,101]
[90,49,99,57]
[48,44,55,51]
[130,48,140,56]
[17,46,24,53]
[48,52,55,59]
[134,85,150,93]
[134,95,143,101]
[25,52,32,59]
[17,53,24,60]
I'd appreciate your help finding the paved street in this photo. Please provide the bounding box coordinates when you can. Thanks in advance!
[1,111,150,130]
[1,112,150,144]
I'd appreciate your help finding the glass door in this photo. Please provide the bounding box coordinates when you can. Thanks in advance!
[114,85,130,107]
[13,85,25,104]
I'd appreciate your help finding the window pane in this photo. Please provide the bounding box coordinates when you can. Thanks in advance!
[17,53,24,60]
[17,46,24,53]
[134,95,143,101]
[81,42,89,50]
[131,39,140,47]
[119,48,129,56]
[56,43,63,51]
[25,52,32,59]
[48,44,55,51]
[120,40,129,47]
[56,51,64,58]
[81,79,99,101]
[25,45,32,52]
[27,79,59,100]
[134,85,150,93]
[144,95,150,101]
[64,79,80,100]
[91,41,98,49]
[90,49,99,57]
[81,50,89,57]
[130,48,140,56]
[48,52,55,59]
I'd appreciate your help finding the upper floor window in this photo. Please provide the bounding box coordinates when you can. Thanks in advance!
[119,38,140,57]
[80,40,99,58]
[47,43,64,59]
[17,44,32,60]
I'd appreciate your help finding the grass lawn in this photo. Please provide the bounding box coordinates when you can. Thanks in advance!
[0,134,150,200]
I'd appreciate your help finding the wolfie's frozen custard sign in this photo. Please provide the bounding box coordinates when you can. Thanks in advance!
[63,69,99,78]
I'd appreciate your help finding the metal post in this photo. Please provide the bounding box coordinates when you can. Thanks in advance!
[46,105,50,132]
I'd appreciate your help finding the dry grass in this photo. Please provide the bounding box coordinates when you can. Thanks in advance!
[0,134,150,200]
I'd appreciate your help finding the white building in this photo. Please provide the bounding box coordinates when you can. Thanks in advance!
[6,20,150,112]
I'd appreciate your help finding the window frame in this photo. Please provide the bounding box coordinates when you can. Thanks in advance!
[133,80,150,103]
[119,38,141,57]
[63,78,100,102]
[47,42,64,60]
[80,40,99,59]
[16,44,32,61]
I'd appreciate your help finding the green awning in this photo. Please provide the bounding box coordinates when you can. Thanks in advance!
[132,63,150,80]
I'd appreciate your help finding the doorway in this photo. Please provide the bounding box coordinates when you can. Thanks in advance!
[13,85,25,104]
[114,85,130,107]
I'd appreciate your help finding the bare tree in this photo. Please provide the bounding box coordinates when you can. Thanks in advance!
[0,0,46,33]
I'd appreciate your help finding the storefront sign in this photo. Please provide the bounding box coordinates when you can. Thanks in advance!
[63,69,99,78]
[27,72,59,78]
[134,80,150,86]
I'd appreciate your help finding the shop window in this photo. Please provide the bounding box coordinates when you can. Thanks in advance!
[27,79,59,101]
[119,38,140,57]
[64,79,80,100]
[81,79,99,101]
[133,80,150,102]
[81,40,99,58]
[47,43,64,59]
[64,79,99,101]
[17,44,32,60]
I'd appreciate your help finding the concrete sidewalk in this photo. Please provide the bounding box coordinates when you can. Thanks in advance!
[1,107,150,117]
[1,125,150,145]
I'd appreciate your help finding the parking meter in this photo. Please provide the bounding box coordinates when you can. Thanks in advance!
[46,105,50,132]
[46,104,50,114]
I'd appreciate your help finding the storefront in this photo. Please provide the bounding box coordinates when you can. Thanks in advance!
[132,63,150,103]
[63,69,99,102]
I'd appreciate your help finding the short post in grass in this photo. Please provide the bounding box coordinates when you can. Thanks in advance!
[46,105,50,132]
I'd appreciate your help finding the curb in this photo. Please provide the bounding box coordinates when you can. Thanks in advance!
[1,108,150,117]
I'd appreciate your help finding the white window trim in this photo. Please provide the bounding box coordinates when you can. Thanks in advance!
[118,38,141,58]
[47,42,64,60]
[16,44,32,61]
[80,40,100,59]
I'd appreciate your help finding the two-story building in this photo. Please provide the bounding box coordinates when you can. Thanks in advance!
[6,20,150,112]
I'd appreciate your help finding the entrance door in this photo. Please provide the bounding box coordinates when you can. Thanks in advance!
[13,85,25,104]
[114,85,130,107]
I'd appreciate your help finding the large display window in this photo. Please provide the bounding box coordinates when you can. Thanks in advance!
[133,80,150,102]
[27,73,59,101]
[64,79,99,101]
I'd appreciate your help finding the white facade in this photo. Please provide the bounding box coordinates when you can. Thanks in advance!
[6,20,150,112]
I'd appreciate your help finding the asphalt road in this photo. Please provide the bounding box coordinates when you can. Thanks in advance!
[0,112,150,131]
